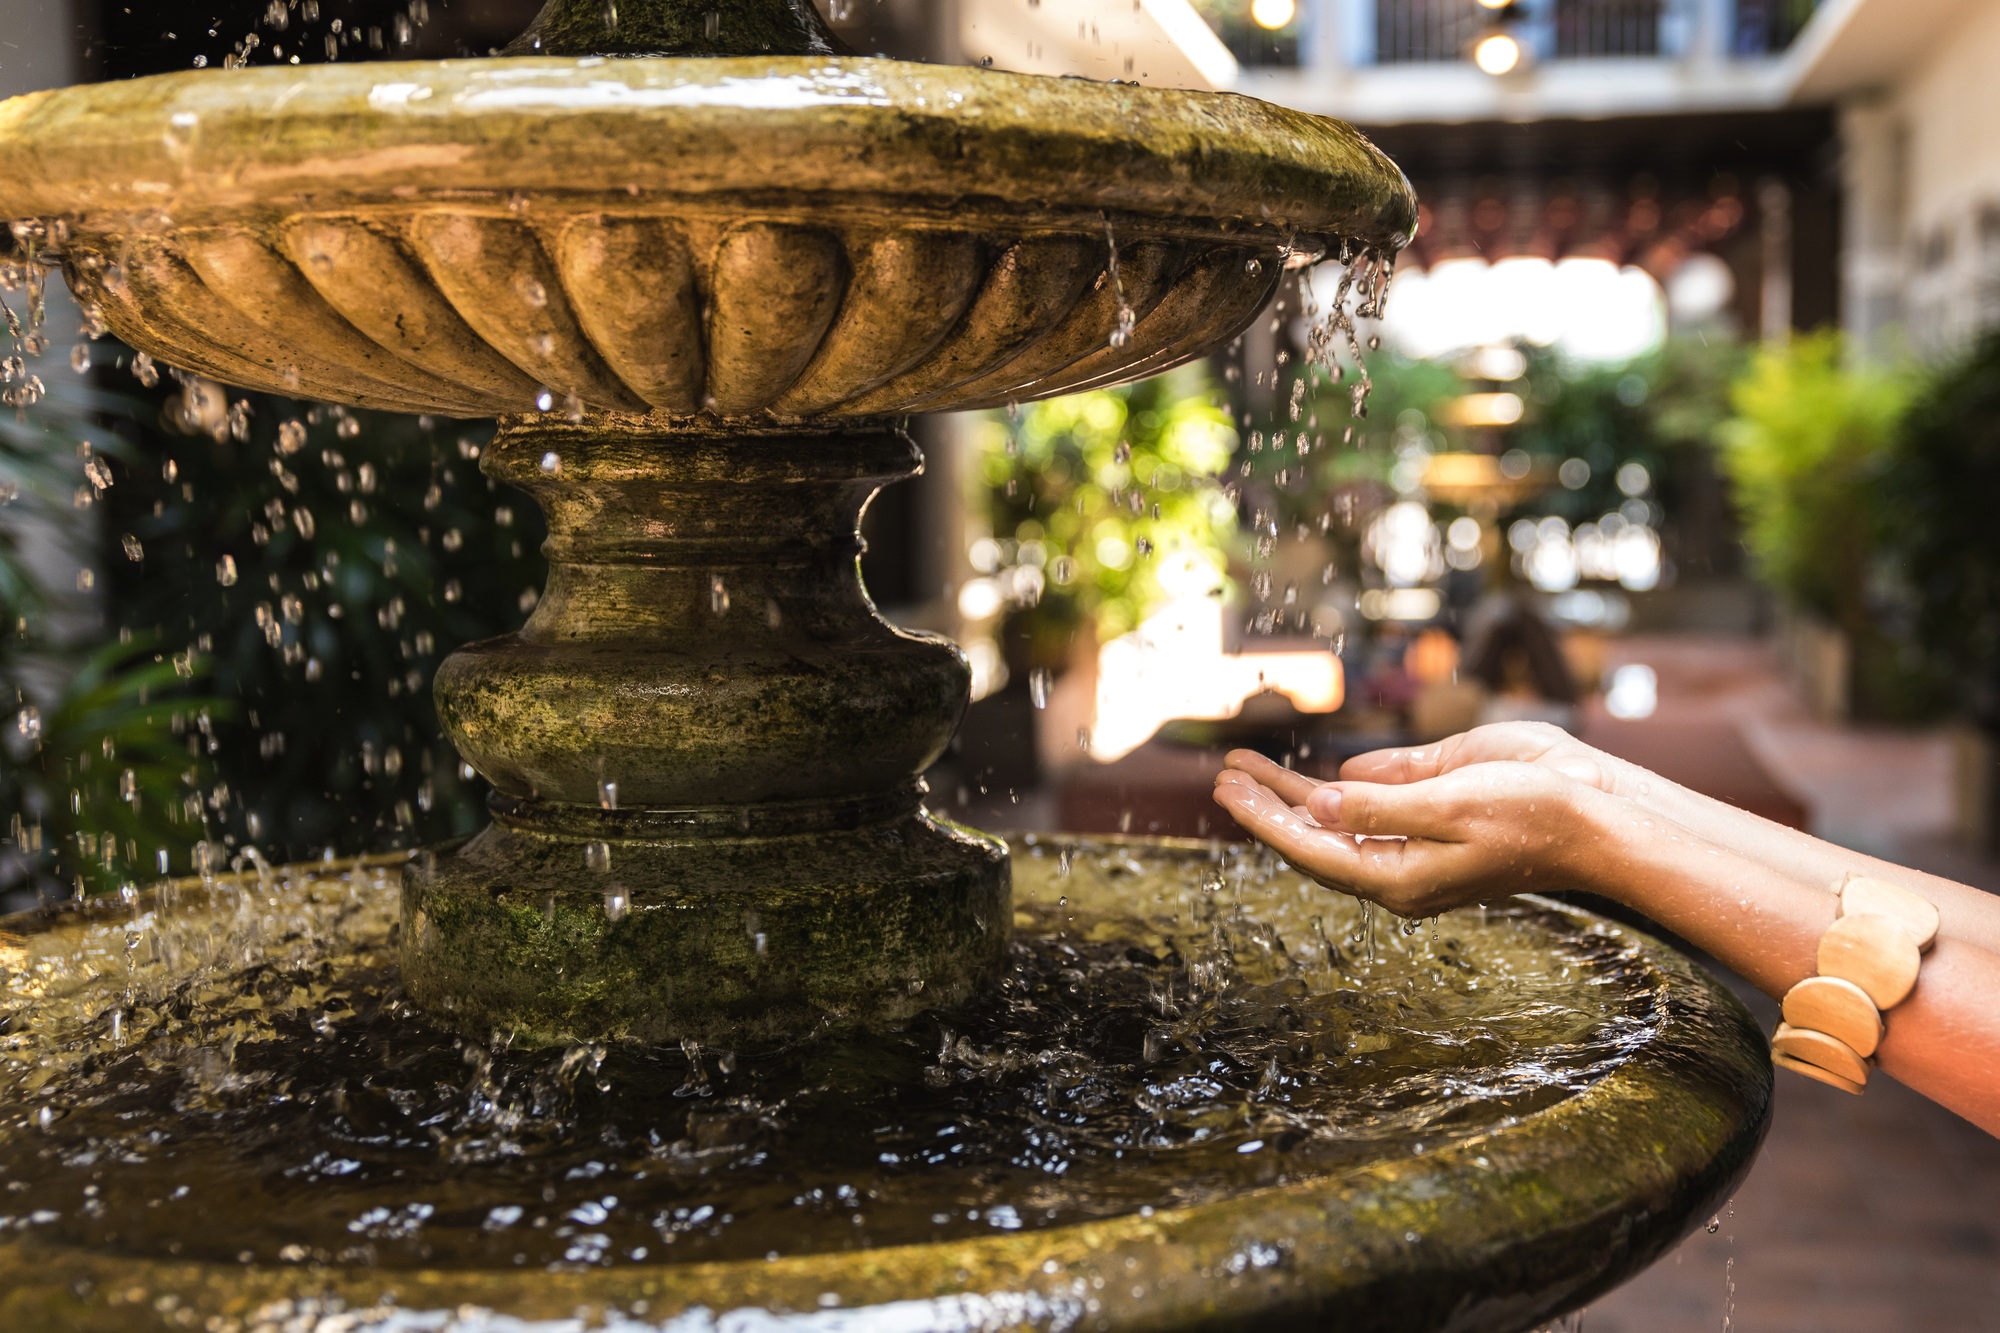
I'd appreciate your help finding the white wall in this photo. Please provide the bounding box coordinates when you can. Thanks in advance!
[1895,0,2000,352]
[1842,0,2000,355]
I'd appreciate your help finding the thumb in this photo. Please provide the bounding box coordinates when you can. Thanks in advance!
[1307,777,1472,842]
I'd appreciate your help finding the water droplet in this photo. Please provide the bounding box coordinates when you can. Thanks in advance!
[1029,668,1052,709]
[599,779,619,811]
[215,554,238,587]
[710,575,730,615]
[539,451,561,475]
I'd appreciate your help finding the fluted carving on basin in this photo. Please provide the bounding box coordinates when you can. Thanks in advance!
[282,217,547,408]
[774,229,983,417]
[61,210,1277,421]
[960,244,1281,408]
[179,230,494,415]
[410,214,653,415]
[836,235,1103,415]
[929,240,1182,408]
[554,216,706,414]
[705,222,849,415]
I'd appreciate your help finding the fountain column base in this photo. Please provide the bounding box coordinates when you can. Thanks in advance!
[403,802,1007,1047]
[405,416,1011,1044]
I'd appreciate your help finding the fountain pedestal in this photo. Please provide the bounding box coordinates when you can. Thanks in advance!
[407,418,1007,1043]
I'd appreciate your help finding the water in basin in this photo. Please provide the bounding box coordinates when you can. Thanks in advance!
[0,837,1661,1273]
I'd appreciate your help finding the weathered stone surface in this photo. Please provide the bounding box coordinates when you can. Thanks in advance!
[0,0,1397,1038]
[0,56,1411,421]
[410,418,1010,1041]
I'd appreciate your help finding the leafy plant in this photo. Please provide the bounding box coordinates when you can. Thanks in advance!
[101,384,548,864]
[1882,329,2000,724]
[977,365,1239,661]
[1,636,229,897]
[1718,331,1934,718]
[0,346,225,901]
[1719,333,1906,621]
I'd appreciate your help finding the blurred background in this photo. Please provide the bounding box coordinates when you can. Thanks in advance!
[3,1,1999,1325]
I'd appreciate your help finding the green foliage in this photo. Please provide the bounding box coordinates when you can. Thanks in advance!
[1,637,228,896]
[1718,332,1939,719]
[1718,333,1909,625]
[102,388,548,863]
[978,365,1239,649]
[0,364,225,900]
[1237,337,1743,579]
[1882,329,2000,723]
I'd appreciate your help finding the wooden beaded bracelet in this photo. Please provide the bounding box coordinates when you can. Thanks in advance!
[1773,875,1939,1094]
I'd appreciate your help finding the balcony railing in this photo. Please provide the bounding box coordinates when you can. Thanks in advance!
[1205,0,1822,69]
[1373,0,1487,64]
[1554,0,1664,58]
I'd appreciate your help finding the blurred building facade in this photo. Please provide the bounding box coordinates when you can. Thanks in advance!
[1790,0,2000,358]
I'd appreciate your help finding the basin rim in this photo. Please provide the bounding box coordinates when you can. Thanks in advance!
[0,840,1771,1331]
[0,56,1416,252]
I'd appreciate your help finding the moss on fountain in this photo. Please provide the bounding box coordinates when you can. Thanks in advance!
[0,4,1774,1323]
[0,13,1413,1042]
[507,0,849,57]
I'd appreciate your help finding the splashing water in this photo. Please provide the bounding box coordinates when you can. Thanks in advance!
[1301,244,1396,422]
[0,839,1664,1273]
[1102,214,1136,351]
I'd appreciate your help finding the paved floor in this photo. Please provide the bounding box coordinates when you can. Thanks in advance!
[1581,972,2000,1333]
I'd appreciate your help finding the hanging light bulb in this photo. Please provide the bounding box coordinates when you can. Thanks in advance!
[1250,0,1297,30]
[1473,31,1522,74]
[1470,0,1527,75]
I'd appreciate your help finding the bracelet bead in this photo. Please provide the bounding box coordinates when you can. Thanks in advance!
[1839,875,1940,952]
[1772,1021,1871,1085]
[1772,1051,1866,1095]
[1817,911,1923,1009]
[1781,975,1883,1058]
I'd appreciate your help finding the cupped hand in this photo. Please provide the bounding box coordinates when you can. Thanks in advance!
[1211,754,1598,918]
[1339,721,1631,795]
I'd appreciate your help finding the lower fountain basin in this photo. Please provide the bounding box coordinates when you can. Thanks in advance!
[0,836,1769,1333]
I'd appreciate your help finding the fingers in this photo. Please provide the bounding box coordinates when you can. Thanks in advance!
[1338,741,1453,786]
[1341,722,1621,795]
[1221,749,1323,808]
[1211,779,1473,914]
[1307,776,1476,843]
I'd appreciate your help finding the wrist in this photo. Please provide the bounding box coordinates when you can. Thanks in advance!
[1560,785,1661,907]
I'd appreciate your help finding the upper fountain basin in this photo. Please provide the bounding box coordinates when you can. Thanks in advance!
[0,57,1414,421]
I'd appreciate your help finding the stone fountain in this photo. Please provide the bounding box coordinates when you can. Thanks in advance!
[0,2,1770,1328]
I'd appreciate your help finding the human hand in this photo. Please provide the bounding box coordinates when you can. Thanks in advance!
[1211,753,1600,918]
[1338,721,1631,795]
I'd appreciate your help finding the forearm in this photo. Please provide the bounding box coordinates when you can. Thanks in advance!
[1569,788,1832,996]
[1873,938,2000,1134]
[1599,755,2000,957]
[1571,789,2000,1133]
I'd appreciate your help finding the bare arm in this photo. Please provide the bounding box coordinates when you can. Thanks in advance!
[1324,725,2000,958]
[1213,756,2000,1135]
